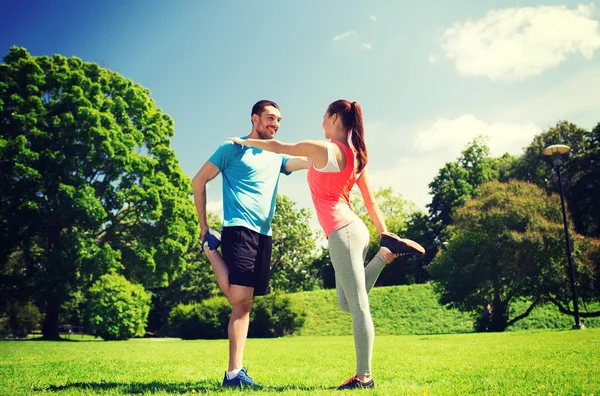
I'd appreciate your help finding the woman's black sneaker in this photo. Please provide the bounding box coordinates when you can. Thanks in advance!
[380,232,425,255]
[336,376,375,390]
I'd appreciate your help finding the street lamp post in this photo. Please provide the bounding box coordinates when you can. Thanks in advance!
[542,144,583,330]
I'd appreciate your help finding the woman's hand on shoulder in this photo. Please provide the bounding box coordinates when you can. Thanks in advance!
[228,137,247,146]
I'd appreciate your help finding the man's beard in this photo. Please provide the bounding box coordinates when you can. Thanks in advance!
[256,123,276,140]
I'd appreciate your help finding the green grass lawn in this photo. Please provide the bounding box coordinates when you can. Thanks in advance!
[291,284,600,336]
[1,329,599,395]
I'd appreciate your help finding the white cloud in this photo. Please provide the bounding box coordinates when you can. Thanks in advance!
[442,4,600,81]
[366,116,541,210]
[428,53,437,64]
[414,115,541,157]
[333,16,377,49]
[333,31,356,41]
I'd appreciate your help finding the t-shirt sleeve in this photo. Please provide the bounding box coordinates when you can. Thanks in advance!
[209,141,238,171]
[280,154,291,176]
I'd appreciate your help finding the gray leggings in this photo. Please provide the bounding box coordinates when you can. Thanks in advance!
[328,220,387,376]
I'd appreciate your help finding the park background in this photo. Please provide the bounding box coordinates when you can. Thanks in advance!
[1,1,600,394]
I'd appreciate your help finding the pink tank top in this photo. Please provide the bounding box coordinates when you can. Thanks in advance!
[307,140,360,237]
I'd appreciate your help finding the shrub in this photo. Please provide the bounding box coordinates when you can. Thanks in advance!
[168,297,230,340]
[249,293,306,338]
[87,272,151,340]
[2,302,42,338]
[169,293,305,339]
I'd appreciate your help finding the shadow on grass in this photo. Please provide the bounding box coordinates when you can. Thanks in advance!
[43,380,329,393]
[25,337,102,342]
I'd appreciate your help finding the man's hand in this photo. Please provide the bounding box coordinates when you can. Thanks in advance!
[200,226,209,242]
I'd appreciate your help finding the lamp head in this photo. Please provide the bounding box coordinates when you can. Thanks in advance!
[542,144,570,166]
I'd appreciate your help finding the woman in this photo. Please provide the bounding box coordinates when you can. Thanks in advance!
[229,99,424,390]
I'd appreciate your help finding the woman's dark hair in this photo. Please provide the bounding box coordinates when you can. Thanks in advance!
[327,99,367,173]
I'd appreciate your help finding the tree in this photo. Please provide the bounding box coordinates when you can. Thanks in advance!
[569,122,600,237]
[427,136,515,231]
[512,121,599,237]
[87,272,151,340]
[352,186,415,243]
[0,47,198,339]
[311,246,336,289]
[395,211,438,285]
[270,195,319,292]
[352,187,424,286]
[147,212,222,335]
[428,180,600,332]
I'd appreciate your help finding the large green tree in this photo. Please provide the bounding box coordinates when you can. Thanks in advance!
[147,212,222,335]
[428,180,600,332]
[512,121,600,238]
[270,194,319,292]
[421,138,516,286]
[0,47,197,339]
[428,136,516,231]
[352,187,415,243]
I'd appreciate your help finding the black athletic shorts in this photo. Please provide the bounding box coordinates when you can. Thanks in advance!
[221,226,272,296]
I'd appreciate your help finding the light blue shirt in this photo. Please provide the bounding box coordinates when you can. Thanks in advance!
[209,138,290,236]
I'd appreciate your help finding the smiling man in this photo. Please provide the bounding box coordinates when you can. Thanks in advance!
[191,100,309,388]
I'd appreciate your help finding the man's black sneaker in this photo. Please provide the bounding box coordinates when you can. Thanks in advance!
[336,376,375,390]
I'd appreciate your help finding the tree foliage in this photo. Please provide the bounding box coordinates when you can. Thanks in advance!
[428,136,516,231]
[428,180,600,332]
[513,121,600,237]
[270,195,319,292]
[87,272,152,340]
[0,47,197,339]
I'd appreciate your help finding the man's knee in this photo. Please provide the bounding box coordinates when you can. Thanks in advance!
[229,294,253,306]
[228,285,254,306]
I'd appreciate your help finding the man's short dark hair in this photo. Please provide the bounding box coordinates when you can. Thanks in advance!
[251,100,279,117]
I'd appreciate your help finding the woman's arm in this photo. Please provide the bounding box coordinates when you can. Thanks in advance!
[229,137,328,168]
[356,168,388,236]
[285,157,312,172]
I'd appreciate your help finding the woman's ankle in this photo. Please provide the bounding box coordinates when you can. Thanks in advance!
[356,374,372,382]
[379,247,396,263]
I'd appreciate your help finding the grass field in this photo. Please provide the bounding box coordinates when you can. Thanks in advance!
[1,329,599,395]
[291,284,600,336]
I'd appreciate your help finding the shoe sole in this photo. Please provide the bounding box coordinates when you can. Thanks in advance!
[381,232,425,255]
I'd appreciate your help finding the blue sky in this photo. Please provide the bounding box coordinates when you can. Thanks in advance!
[2,1,600,232]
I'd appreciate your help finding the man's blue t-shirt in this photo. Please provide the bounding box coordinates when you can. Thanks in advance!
[209,138,290,236]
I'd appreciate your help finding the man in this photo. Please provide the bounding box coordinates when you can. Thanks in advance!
[191,100,309,388]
